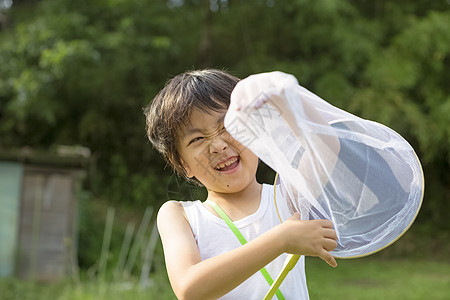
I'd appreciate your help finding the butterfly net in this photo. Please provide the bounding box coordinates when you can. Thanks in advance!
[224,71,424,258]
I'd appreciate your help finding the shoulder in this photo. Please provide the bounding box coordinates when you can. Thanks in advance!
[157,200,187,230]
[158,199,185,214]
[157,200,202,219]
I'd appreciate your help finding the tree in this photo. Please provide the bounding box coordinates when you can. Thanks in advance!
[0,0,448,228]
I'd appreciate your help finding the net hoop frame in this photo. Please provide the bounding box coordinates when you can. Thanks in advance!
[272,145,425,259]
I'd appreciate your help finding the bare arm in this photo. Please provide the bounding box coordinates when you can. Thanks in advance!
[272,89,340,198]
[158,201,337,300]
[230,72,341,199]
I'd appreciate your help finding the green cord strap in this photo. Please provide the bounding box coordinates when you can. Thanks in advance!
[205,200,285,300]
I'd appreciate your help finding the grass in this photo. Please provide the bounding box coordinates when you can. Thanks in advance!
[306,256,450,300]
[0,270,176,300]
[3,196,447,300]
[1,256,448,300]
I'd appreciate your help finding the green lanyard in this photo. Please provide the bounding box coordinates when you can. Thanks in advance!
[205,200,285,300]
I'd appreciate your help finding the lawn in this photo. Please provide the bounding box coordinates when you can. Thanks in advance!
[1,256,448,300]
[306,256,450,300]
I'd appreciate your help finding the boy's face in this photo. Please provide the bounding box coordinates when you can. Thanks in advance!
[177,107,259,194]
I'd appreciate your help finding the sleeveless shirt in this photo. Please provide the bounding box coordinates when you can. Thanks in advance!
[181,184,309,300]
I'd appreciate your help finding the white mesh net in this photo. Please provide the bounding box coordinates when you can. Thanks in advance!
[224,71,424,258]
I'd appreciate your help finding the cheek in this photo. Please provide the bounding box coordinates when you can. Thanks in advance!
[239,147,259,169]
[227,134,256,158]
[180,158,193,177]
[236,143,257,161]
[228,137,248,153]
[248,152,260,170]
[187,150,212,171]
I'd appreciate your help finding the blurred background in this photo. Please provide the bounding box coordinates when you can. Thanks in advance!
[0,0,448,299]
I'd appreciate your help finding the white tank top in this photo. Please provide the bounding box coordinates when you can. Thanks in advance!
[182,184,309,300]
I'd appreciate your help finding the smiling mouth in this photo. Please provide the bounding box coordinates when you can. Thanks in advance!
[214,157,239,171]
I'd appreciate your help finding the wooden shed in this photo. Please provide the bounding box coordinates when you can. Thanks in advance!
[0,147,89,281]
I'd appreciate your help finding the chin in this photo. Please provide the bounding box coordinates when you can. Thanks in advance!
[219,177,258,194]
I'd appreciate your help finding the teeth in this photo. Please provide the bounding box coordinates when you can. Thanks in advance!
[215,157,237,170]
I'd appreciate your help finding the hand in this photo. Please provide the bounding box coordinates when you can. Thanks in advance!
[279,213,338,267]
[230,71,299,111]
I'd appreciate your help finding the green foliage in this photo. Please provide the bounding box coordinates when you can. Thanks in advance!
[307,257,450,300]
[1,257,448,300]
[0,0,177,206]
[77,194,165,278]
[2,4,446,298]
[0,273,176,300]
[0,0,448,228]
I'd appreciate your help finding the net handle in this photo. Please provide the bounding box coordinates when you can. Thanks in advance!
[264,173,300,300]
[263,254,300,300]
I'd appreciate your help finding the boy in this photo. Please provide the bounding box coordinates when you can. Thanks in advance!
[144,69,337,299]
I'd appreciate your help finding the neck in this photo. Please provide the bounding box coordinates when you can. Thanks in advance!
[206,178,262,220]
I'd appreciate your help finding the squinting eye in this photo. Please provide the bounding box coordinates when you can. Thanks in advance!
[189,136,204,145]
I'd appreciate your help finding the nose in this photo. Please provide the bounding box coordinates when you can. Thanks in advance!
[209,134,229,153]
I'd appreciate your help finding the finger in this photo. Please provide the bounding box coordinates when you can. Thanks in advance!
[323,228,338,240]
[287,212,301,221]
[320,250,337,268]
[319,219,334,229]
[322,238,338,252]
